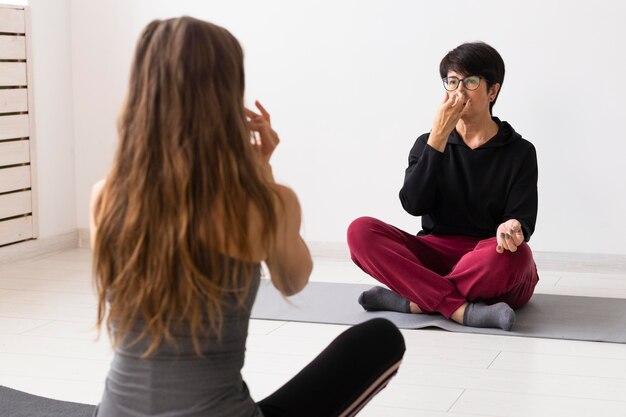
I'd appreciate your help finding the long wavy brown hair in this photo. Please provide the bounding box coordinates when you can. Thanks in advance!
[93,17,280,357]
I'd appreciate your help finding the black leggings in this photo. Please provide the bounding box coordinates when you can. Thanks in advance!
[257,318,406,417]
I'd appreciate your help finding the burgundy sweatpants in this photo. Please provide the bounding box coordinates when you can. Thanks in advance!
[347,217,539,319]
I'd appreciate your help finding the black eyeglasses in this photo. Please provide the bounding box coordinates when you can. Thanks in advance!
[442,75,481,91]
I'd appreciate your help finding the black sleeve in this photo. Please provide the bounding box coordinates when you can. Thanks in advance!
[503,144,538,241]
[399,134,444,216]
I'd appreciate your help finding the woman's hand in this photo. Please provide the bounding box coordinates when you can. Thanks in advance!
[496,219,524,253]
[428,91,471,152]
[245,101,280,164]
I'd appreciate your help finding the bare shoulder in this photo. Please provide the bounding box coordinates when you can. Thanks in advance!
[272,183,301,216]
[90,179,107,218]
[89,179,107,247]
[92,178,106,195]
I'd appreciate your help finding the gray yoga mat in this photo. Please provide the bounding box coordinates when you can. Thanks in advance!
[0,386,95,417]
[251,280,626,343]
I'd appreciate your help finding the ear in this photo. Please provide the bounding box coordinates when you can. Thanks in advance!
[489,83,501,97]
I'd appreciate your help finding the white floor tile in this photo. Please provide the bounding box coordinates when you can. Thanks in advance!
[0,277,94,294]
[242,371,294,400]
[0,334,112,359]
[246,333,335,356]
[0,316,50,335]
[243,350,314,375]
[269,321,349,339]
[368,382,463,411]
[451,389,626,417]
[22,320,101,340]
[399,328,626,360]
[394,362,626,402]
[533,272,560,288]
[358,275,388,286]
[0,264,93,282]
[0,352,109,383]
[534,286,626,299]
[402,344,500,369]
[0,301,96,322]
[359,406,499,417]
[0,374,103,404]
[310,259,370,283]
[533,271,626,298]
[0,288,95,305]
[490,351,626,379]
[248,319,287,335]
[556,272,626,289]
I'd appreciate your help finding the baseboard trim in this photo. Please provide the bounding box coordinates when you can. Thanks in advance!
[309,241,626,274]
[2,234,625,274]
[532,251,626,274]
[78,228,91,249]
[0,230,79,266]
[308,241,351,260]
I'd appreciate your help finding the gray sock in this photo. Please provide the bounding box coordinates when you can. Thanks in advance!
[358,286,411,313]
[463,302,516,331]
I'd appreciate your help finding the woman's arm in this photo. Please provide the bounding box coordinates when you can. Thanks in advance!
[399,135,444,216]
[246,101,312,296]
[399,93,467,215]
[495,144,538,253]
[266,184,313,296]
[501,145,538,241]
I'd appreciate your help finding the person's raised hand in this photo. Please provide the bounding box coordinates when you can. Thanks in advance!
[428,91,471,152]
[496,219,524,253]
[245,100,280,164]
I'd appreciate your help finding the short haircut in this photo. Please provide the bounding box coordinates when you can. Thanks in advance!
[439,42,505,114]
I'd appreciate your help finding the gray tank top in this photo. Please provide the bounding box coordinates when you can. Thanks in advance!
[94,267,264,417]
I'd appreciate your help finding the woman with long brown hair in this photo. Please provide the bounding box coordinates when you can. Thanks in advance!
[90,16,404,417]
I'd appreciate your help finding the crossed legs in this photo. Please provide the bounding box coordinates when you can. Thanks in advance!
[347,217,539,331]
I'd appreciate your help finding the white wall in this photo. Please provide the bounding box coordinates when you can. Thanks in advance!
[28,0,77,238]
[67,0,626,254]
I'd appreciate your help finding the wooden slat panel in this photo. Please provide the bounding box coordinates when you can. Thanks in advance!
[0,88,27,113]
[24,7,38,239]
[0,7,24,34]
[0,165,30,193]
[0,62,27,86]
[0,139,29,165]
[0,190,31,219]
[0,35,26,59]
[0,114,29,140]
[0,215,33,246]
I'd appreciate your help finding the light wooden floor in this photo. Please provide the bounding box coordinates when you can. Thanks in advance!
[1,248,626,416]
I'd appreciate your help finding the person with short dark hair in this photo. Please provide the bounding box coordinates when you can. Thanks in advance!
[348,42,539,331]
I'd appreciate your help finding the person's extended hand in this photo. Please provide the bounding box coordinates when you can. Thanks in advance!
[428,91,471,152]
[496,219,524,253]
[245,101,279,164]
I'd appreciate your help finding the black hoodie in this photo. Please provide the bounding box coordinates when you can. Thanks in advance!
[399,118,538,241]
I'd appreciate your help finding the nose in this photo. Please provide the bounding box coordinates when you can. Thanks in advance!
[455,85,467,100]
